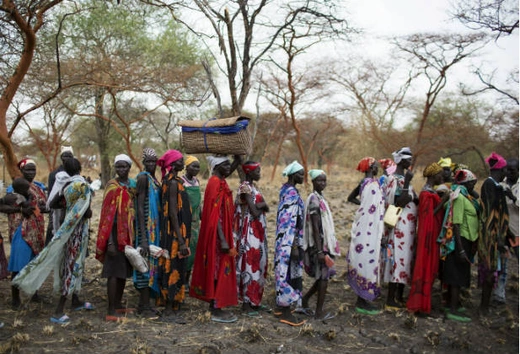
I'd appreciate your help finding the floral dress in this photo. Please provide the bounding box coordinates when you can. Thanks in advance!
[382,174,417,284]
[274,183,304,307]
[234,181,268,307]
[347,177,385,301]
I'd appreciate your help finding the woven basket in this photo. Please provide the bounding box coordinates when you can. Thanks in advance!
[179,116,253,155]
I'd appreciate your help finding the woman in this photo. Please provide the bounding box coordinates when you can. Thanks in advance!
[347,157,385,315]
[96,154,136,321]
[181,155,202,287]
[479,152,509,314]
[234,161,270,318]
[382,147,417,310]
[157,149,191,322]
[134,148,161,316]
[406,162,444,315]
[13,158,93,324]
[302,169,340,321]
[6,158,47,309]
[438,169,480,322]
[190,155,241,323]
[274,161,306,326]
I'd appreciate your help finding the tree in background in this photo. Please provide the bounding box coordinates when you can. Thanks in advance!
[0,1,65,179]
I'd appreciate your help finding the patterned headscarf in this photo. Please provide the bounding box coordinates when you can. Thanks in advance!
[423,162,443,177]
[379,158,395,170]
[114,154,133,166]
[157,150,183,177]
[242,161,260,174]
[485,152,507,170]
[356,157,376,173]
[184,155,199,167]
[437,157,453,169]
[392,147,412,164]
[454,169,477,184]
[282,160,304,177]
[142,148,157,160]
[18,158,36,170]
[309,169,326,180]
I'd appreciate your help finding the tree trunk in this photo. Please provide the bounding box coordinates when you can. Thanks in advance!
[94,89,111,187]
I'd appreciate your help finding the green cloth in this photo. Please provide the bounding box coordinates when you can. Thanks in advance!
[452,192,480,242]
[184,185,201,272]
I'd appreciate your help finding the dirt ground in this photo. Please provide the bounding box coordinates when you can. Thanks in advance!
[0,174,518,354]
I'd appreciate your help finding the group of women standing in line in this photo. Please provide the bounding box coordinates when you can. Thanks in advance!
[3,146,516,327]
[346,148,516,323]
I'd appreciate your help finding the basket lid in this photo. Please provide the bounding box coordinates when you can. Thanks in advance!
[178,116,251,128]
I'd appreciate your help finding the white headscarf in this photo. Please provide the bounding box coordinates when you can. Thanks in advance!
[392,147,412,164]
[114,154,133,166]
[207,156,229,172]
[61,146,74,155]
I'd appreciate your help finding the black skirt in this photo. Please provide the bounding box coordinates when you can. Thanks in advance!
[442,237,473,288]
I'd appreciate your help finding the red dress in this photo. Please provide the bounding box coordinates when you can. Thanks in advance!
[406,189,443,314]
[189,176,237,308]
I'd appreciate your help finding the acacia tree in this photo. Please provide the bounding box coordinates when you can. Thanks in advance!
[330,56,417,153]
[50,1,208,184]
[156,0,349,117]
[393,32,488,164]
[450,0,518,38]
[0,1,65,178]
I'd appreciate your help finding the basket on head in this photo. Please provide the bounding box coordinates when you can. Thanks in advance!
[178,116,253,155]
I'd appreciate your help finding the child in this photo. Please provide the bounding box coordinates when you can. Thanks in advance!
[301,170,340,320]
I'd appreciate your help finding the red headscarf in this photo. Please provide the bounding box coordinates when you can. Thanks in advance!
[378,158,395,170]
[357,157,376,173]
[242,162,260,174]
[157,150,183,178]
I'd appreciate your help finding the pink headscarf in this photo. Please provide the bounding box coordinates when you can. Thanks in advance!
[485,152,507,170]
[157,150,183,178]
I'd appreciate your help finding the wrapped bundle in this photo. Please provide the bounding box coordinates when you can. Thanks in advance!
[179,116,253,155]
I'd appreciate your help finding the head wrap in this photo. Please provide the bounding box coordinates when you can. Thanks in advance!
[356,157,376,173]
[207,155,229,172]
[114,154,132,166]
[392,147,412,164]
[242,162,260,174]
[157,150,183,177]
[485,152,507,170]
[454,169,477,184]
[379,158,395,170]
[142,148,157,160]
[184,155,199,168]
[309,169,326,180]
[18,158,36,170]
[437,157,453,169]
[282,160,304,177]
[61,145,74,155]
[423,162,443,177]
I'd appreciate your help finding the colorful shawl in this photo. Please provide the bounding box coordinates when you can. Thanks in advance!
[190,175,237,308]
[133,171,161,296]
[13,176,91,295]
[95,178,136,263]
[7,181,46,255]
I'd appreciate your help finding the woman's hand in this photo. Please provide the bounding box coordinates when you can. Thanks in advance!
[178,242,190,257]
[220,239,230,253]
[139,240,150,257]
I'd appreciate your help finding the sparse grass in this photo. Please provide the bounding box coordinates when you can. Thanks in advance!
[0,332,30,353]
[42,325,54,336]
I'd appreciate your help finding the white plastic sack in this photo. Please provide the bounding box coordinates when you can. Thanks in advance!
[124,245,149,273]
[149,245,170,259]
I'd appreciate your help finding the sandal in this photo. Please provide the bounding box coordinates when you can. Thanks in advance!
[105,314,123,322]
[211,314,238,323]
[115,307,136,314]
[355,307,380,315]
[244,311,262,318]
[294,307,315,316]
[279,317,306,327]
[253,304,272,313]
[73,302,95,311]
[315,312,336,321]
[446,312,471,323]
[50,314,70,324]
